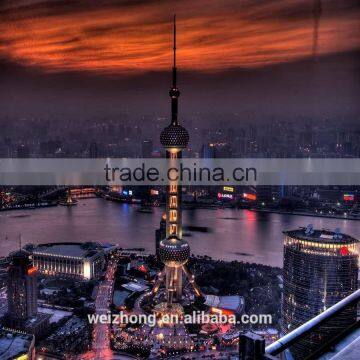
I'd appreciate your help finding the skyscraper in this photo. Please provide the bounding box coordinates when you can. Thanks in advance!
[89,141,98,158]
[17,144,30,158]
[282,226,358,359]
[155,213,166,259]
[5,249,50,336]
[151,16,201,314]
[141,139,153,157]
[7,249,37,323]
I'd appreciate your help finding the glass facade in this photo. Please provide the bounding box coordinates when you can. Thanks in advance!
[282,230,358,359]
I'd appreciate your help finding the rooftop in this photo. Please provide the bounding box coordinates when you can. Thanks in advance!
[205,295,245,313]
[284,228,358,245]
[0,330,33,359]
[32,242,102,258]
[122,282,149,293]
[38,306,73,324]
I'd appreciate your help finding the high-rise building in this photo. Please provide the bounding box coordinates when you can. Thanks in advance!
[141,139,153,157]
[239,332,265,360]
[4,249,50,336]
[155,213,166,259]
[7,249,38,322]
[17,144,30,158]
[200,143,215,158]
[89,141,98,158]
[282,226,358,359]
[151,16,202,315]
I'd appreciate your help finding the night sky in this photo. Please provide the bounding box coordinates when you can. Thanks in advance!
[0,0,359,120]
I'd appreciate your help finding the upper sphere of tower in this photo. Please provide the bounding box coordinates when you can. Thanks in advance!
[160,123,189,149]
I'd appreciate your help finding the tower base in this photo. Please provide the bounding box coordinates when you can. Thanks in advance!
[153,302,184,325]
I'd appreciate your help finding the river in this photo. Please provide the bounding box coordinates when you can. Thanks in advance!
[0,198,358,267]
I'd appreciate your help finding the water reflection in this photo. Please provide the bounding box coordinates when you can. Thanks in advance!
[0,198,359,267]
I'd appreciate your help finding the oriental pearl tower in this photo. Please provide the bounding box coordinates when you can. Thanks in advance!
[152,16,202,314]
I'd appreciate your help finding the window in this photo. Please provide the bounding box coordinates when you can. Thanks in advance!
[170,210,177,222]
[170,196,177,208]
[169,224,177,235]
[170,185,178,193]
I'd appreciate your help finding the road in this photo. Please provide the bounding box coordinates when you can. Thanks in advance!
[79,259,117,360]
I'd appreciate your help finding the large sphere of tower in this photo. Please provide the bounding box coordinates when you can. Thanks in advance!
[159,235,190,266]
[160,123,189,149]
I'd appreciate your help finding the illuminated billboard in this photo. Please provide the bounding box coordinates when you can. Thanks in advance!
[223,186,234,193]
[218,193,233,200]
[343,194,354,201]
[243,193,257,201]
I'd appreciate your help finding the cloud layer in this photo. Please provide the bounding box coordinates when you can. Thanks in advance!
[1,0,359,74]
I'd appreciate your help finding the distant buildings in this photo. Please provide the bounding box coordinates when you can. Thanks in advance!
[31,242,105,280]
[200,143,215,158]
[89,141,98,158]
[200,142,232,158]
[239,332,265,360]
[282,227,359,359]
[141,139,153,157]
[16,144,30,158]
[0,329,35,360]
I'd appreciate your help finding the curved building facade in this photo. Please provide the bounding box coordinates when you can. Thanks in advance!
[282,228,358,359]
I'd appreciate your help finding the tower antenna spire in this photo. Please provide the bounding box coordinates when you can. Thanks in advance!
[169,14,180,125]
[172,14,177,87]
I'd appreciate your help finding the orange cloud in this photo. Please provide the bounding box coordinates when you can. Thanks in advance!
[0,0,359,74]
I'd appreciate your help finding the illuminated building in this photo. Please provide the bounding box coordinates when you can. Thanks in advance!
[7,250,37,321]
[200,143,215,158]
[282,226,358,359]
[31,242,105,280]
[5,250,50,336]
[205,294,244,314]
[0,330,35,360]
[151,16,202,314]
[59,188,78,206]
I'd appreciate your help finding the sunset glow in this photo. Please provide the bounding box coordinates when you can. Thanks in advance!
[0,0,359,74]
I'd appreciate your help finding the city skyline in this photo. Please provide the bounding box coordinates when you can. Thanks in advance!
[0,2,359,357]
